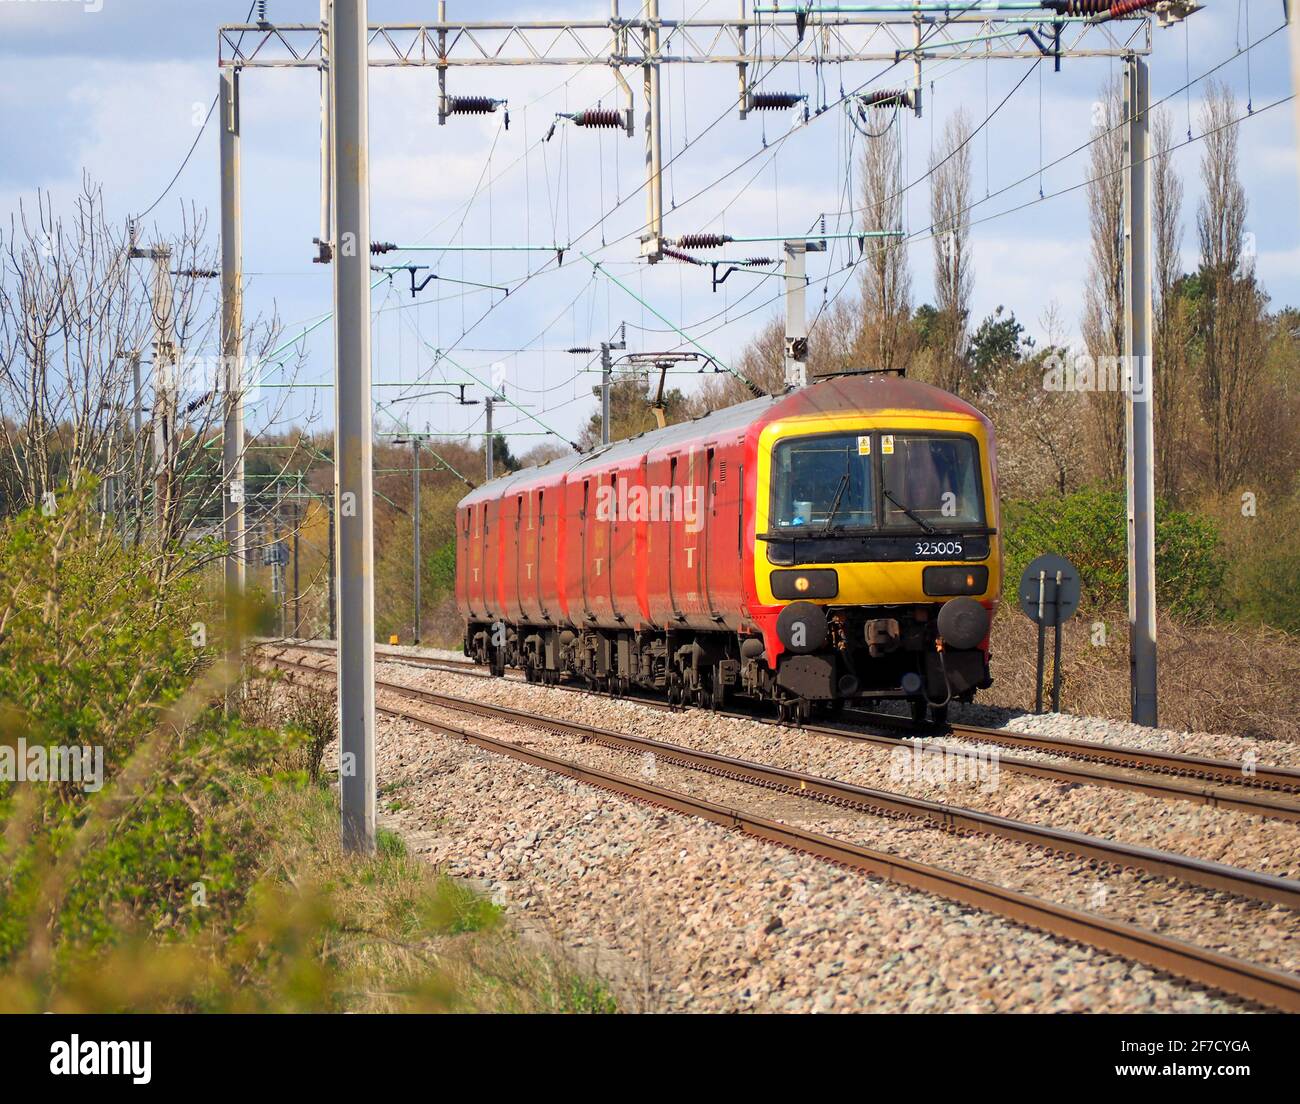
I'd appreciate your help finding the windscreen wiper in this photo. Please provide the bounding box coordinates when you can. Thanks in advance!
[820,472,850,534]
[881,485,936,534]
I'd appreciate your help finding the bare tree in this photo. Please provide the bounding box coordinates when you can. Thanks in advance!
[0,182,146,516]
[987,303,1084,499]
[1080,78,1126,484]
[691,317,785,413]
[808,294,865,378]
[0,179,307,592]
[929,110,974,395]
[1193,80,1267,494]
[856,116,913,372]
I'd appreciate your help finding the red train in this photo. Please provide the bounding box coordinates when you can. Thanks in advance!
[455,373,1002,723]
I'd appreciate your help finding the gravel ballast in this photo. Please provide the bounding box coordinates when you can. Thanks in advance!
[277,647,1295,1012]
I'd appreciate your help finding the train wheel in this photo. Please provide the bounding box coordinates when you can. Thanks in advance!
[913,700,949,728]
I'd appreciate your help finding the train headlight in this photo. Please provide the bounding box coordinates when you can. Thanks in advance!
[922,565,989,596]
[771,568,837,600]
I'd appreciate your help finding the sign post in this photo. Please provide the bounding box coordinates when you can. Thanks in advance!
[1019,554,1082,715]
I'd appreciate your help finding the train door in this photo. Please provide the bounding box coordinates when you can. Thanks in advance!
[643,452,673,626]
[702,447,719,621]
[537,488,552,620]
[579,478,592,621]
[607,469,626,624]
[512,494,525,620]
[481,499,497,621]
[666,455,681,621]
[519,488,540,622]
[672,448,708,624]
[462,507,473,611]
[634,456,653,627]
[466,503,483,618]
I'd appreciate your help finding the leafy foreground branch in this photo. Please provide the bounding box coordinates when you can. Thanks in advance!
[0,492,614,1013]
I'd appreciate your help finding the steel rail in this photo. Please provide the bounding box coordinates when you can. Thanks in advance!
[268,654,1300,1011]
[850,709,1300,794]
[277,642,1300,822]
[270,653,1300,911]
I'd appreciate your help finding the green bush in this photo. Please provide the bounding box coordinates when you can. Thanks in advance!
[1002,485,1227,620]
[0,488,303,975]
[0,492,613,1013]
[429,538,456,595]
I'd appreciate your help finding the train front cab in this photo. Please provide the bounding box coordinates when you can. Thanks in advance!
[751,408,1001,722]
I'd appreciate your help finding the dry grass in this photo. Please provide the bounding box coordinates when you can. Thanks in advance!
[251,783,619,1013]
[985,608,1300,744]
[235,673,618,1012]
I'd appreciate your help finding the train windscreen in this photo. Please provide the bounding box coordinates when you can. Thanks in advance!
[879,434,983,529]
[771,432,876,530]
[771,431,983,532]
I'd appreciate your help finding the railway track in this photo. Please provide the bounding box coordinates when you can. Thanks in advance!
[264,649,1300,1012]
[269,649,1300,908]
[279,640,1300,822]
[848,709,1300,794]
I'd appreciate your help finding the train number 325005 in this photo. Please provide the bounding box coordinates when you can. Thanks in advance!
[914,540,964,558]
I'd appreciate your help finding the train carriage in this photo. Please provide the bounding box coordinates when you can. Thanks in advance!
[456,372,1001,723]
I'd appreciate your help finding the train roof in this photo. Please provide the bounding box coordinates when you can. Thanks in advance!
[457,373,987,507]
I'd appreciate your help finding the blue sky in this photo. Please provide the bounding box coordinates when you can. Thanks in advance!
[1,1,1296,449]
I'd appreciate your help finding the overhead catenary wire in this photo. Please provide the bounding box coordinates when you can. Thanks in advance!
[133,2,258,222]
[251,1,1123,448]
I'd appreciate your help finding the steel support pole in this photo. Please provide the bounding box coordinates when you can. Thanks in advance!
[412,437,421,644]
[600,343,612,446]
[1123,55,1157,727]
[783,241,807,389]
[737,0,748,119]
[782,240,823,388]
[332,0,376,853]
[220,66,247,677]
[327,494,337,639]
[319,0,333,246]
[640,0,663,261]
[149,248,176,534]
[130,350,143,541]
[485,396,495,480]
[437,0,448,124]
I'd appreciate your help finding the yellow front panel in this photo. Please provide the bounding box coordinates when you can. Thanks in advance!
[754,410,1002,607]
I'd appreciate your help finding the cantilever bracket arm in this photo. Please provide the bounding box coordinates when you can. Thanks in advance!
[373,264,511,300]
[1019,24,1063,71]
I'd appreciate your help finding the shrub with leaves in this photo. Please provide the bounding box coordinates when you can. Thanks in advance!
[0,492,614,1012]
[1002,484,1227,620]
